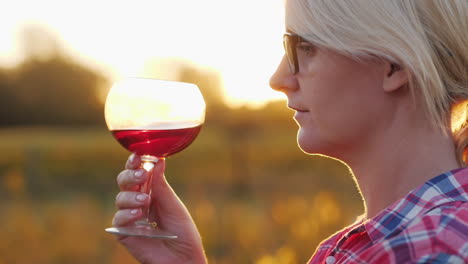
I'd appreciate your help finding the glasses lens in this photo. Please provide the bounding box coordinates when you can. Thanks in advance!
[283,35,297,74]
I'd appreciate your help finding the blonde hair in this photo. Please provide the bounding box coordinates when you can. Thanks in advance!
[286,0,468,166]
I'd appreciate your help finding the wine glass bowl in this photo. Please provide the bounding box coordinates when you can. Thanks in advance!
[104,77,205,239]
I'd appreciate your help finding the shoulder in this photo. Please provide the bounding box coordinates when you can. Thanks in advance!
[366,201,468,263]
[403,200,467,241]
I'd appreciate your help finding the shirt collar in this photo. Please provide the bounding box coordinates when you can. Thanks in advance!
[361,167,468,243]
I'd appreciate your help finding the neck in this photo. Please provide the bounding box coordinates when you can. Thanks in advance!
[343,120,459,219]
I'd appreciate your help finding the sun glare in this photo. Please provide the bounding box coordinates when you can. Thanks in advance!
[0,0,286,108]
[105,78,205,130]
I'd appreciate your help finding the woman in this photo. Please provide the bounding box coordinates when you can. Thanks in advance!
[111,0,468,263]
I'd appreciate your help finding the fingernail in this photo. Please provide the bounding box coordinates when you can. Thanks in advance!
[136,194,147,202]
[134,170,144,179]
[130,209,139,215]
[130,153,137,163]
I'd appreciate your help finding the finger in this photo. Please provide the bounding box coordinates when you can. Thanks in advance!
[117,169,147,190]
[112,208,142,227]
[115,191,150,209]
[125,154,141,170]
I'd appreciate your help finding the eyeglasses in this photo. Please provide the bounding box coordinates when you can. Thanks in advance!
[283,32,306,74]
[283,32,308,74]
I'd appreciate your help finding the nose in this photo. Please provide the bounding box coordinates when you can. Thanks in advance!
[269,56,298,94]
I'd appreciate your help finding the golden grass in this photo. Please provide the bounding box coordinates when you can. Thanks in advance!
[0,126,362,263]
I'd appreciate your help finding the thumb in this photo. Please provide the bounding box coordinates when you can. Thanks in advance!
[149,159,193,225]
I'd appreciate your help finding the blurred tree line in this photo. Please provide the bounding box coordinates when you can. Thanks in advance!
[0,24,292,128]
[0,25,109,126]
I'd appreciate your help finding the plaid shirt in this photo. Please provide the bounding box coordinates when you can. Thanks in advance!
[308,168,468,264]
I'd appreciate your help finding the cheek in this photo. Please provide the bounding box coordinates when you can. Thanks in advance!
[297,64,385,154]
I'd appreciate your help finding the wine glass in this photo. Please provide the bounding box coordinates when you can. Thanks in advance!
[104,77,206,239]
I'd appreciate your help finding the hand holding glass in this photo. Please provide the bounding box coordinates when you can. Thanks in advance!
[104,78,205,239]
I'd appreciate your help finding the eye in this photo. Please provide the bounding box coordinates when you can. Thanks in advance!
[297,42,316,56]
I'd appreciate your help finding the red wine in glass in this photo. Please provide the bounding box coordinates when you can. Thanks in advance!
[111,125,202,158]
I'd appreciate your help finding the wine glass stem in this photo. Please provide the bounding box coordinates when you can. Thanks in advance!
[138,155,163,228]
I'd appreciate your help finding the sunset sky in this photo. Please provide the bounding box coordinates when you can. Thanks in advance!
[0,0,287,108]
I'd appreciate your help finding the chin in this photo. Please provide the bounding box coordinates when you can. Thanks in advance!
[297,128,322,154]
[298,139,324,155]
[297,128,340,158]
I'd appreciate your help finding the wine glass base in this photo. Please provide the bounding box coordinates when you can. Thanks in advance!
[105,226,178,239]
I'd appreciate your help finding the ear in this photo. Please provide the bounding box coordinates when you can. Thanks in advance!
[383,63,409,92]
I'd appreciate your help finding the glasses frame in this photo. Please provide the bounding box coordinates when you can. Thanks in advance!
[283,32,308,75]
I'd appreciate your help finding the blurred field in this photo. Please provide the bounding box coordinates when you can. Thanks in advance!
[0,124,363,264]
